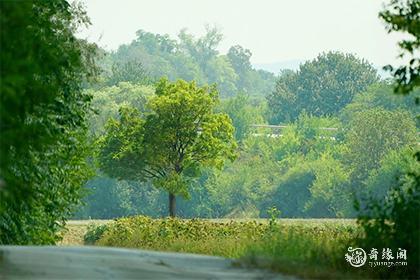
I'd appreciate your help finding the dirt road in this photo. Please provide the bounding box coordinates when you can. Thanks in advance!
[0,246,295,280]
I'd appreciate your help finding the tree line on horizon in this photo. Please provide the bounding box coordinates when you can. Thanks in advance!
[75,44,419,220]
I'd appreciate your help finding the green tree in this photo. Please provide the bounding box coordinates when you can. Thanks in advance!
[106,60,151,86]
[220,93,265,141]
[267,52,379,123]
[344,108,417,183]
[355,3,420,278]
[341,83,420,125]
[227,45,252,90]
[364,147,419,199]
[380,0,419,95]
[99,79,237,217]
[86,82,154,137]
[357,148,420,278]
[206,56,238,97]
[305,153,352,217]
[178,25,223,73]
[0,0,97,244]
[98,27,274,98]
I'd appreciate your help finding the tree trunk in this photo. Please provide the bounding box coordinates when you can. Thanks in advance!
[169,192,176,217]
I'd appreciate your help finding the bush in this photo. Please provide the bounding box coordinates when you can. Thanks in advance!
[245,222,362,279]
[96,216,268,257]
[357,151,420,279]
[84,224,109,245]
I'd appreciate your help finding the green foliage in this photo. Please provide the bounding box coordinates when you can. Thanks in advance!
[227,45,252,89]
[269,160,315,217]
[90,216,360,278]
[352,6,420,278]
[219,93,265,141]
[341,83,420,125]
[357,150,420,279]
[98,79,237,216]
[380,0,420,95]
[343,108,417,183]
[87,82,154,137]
[267,206,281,228]
[245,221,361,279]
[95,216,268,257]
[267,52,379,123]
[106,60,152,87]
[74,177,167,219]
[364,147,419,199]
[84,223,109,245]
[305,154,353,218]
[97,27,275,97]
[78,52,416,223]
[0,1,97,244]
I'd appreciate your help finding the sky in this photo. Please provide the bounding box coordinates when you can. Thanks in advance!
[78,0,405,69]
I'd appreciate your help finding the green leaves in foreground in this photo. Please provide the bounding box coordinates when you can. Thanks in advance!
[0,0,97,244]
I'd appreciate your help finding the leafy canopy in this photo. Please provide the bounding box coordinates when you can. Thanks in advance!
[0,0,97,244]
[267,52,379,123]
[99,78,237,200]
[380,0,419,95]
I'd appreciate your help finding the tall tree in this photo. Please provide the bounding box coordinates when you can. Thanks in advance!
[99,79,237,217]
[345,108,416,183]
[267,52,379,123]
[227,45,252,90]
[0,0,97,244]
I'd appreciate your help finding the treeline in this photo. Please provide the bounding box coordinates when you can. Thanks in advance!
[75,50,419,219]
[94,26,275,98]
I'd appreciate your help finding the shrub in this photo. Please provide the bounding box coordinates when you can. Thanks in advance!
[84,224,109,245]
[357,152,420,279]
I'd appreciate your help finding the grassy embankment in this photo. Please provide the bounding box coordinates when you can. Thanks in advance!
[61,217,368,279]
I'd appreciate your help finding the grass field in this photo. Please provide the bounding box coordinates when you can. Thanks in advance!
[59,220,111,246]
[60,217,363,279]
[59,218,356,246]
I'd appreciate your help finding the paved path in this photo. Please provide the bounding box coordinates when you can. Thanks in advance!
[0,246,295,280]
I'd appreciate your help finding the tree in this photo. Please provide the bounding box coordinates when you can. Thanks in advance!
[267,52,379,123]
[99,79,237,217]
[220,93,265,141]
[344,108,417,186]
[0,0,97,244]
[227,45,252,90]
[206,56,238,97]
[341,83,420,125]
[86,82,154,137]
[178,25,223,71]
[96,27,274,98]
[106,60,151,86]
[355,3,420,278]
[357,148,420,278]
[380,0,419,95]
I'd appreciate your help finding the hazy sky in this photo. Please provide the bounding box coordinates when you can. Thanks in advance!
[78,0,405,67]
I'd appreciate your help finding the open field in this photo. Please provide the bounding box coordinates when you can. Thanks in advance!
[60,217,362,279]
[59,218,356,246]
[59,220,111,246]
